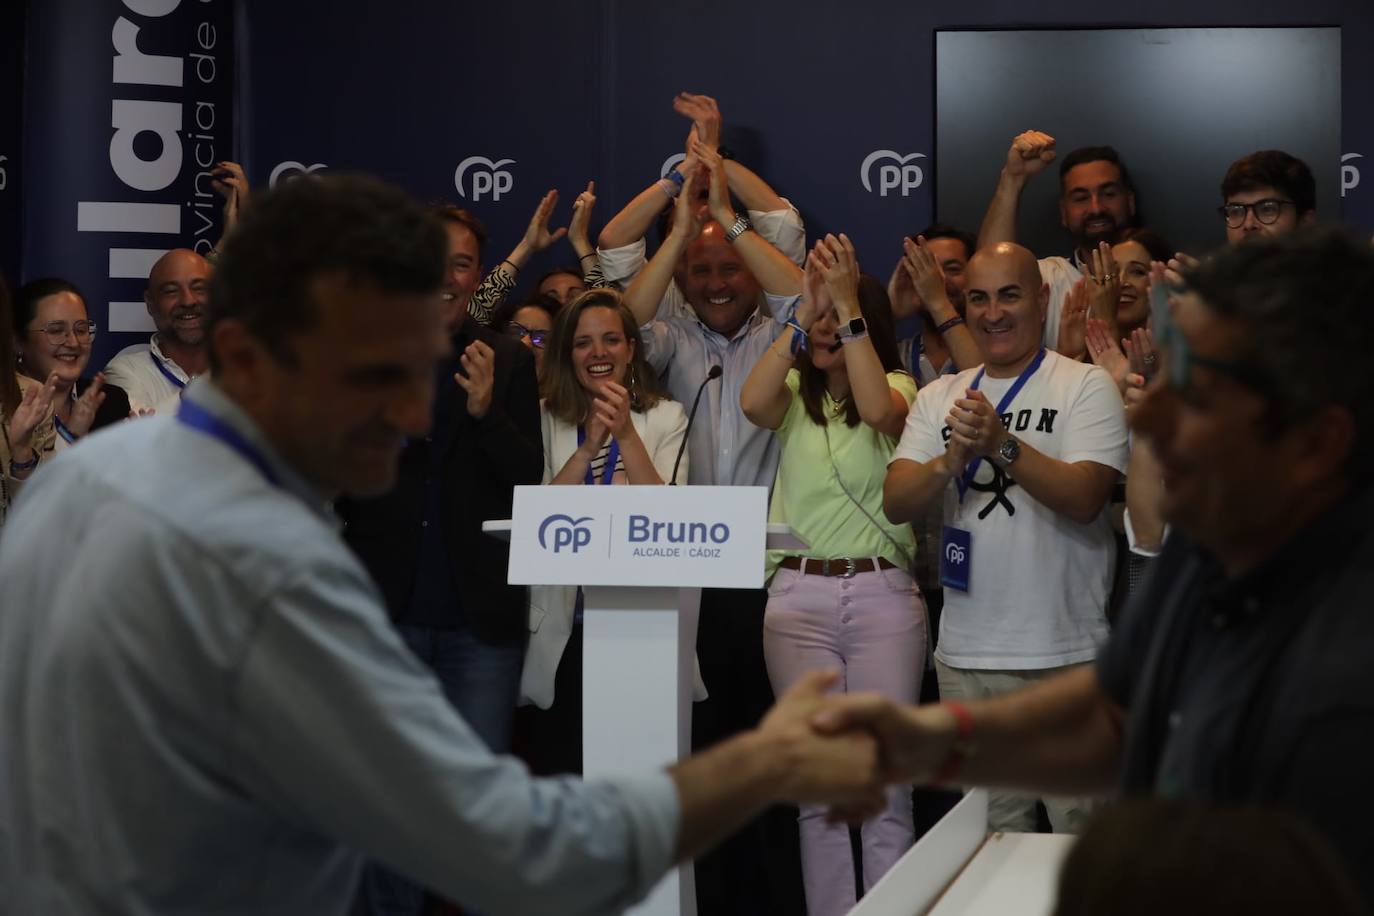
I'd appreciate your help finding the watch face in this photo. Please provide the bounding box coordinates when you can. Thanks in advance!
[999,437,1020,461]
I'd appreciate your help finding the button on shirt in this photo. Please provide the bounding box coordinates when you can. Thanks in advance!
[0,379,678,916]
[640,296,798,488]
[102,333,194,414]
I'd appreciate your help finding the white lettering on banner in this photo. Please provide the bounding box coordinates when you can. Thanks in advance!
[1343,153,1363,198]
[455,156,515,201]
[508,485,767,589]
[0,154,7,191]
[269,160,329,187]
[81,1,228,280]
[660,153,686,179]
[860,150,926,197]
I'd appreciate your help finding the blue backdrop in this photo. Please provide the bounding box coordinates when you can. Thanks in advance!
[10,0,1374,366]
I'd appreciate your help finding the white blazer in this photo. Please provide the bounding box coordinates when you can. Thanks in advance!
[519,398,708,708]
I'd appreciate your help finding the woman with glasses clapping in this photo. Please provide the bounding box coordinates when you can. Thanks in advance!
[12,279,131,455]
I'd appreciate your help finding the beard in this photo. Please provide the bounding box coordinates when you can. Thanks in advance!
[1078,212,1124,249]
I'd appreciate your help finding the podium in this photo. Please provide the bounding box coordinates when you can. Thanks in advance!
[848,790,1076,916]
[485,485,806,916]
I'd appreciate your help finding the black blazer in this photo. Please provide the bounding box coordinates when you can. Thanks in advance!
[339,321,543,644]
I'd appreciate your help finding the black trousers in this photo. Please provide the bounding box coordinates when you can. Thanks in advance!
[691,587,806,916]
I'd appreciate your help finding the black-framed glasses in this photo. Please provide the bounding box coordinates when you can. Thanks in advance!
[1217,198,1294,228]
[504,322,548,349]
[29,320,97,345]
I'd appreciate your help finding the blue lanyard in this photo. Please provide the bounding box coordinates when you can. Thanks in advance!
[576,426,620,486]
[54,414,77,445]
[956,347,1047,502]
[176,399,281,488]
[151,352,187,390]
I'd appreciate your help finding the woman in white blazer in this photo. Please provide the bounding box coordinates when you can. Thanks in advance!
[520,289,700,773]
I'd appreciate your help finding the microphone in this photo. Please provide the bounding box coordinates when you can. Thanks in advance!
[670,364,722,485]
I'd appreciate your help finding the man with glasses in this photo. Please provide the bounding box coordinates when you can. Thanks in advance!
[103,248,212,414]
[1219,150,1316,244]
[821,227,1374,907]
[337,204,543,915]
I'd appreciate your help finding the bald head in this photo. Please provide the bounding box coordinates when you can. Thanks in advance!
[964,243,1050,376]
[145,248,211,347]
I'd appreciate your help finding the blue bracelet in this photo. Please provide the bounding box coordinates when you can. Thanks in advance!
[666,168,686,186]
[786,319,809,356]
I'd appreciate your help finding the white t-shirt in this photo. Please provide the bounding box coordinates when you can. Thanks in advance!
[890,350,1128,669]
[102,335,194,415]
[1038,255,1083,352]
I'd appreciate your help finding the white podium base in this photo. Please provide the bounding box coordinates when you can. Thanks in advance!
[583,585,701,916]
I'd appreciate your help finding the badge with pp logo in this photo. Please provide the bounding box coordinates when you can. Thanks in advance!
[940,525,971,592]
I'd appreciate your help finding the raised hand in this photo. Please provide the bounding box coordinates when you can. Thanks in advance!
[902,236,953,314]
[522,189,568,254]
[798,246,831,329]
[691,138,735,226]
[211,161,250,233]
[673,92,722,151]
[1123,326,1158,381]
[1083,241,1122,325]
[568,181,598,258]
[670,166,707,244]
[1058,278,1091,359]
[1004,130,1057,179]
[455,339,496,419]
[8,372,59,450]
[1164,250,1199,290]
[1085,319,1130,394]
[67,373,108,437]
[817,234,861,319]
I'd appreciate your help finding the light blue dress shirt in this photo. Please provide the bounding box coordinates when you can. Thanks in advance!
[0,379,678,915]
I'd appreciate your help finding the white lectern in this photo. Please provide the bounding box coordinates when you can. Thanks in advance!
[485,485,805,916]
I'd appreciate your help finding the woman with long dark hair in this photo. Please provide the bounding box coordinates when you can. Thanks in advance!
[741,235,925,915]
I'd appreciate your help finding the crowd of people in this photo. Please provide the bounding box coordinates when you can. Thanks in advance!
[1,90,1372,916]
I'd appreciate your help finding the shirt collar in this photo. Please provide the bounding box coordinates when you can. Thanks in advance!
[149,334,192,381]
[696,310,763,344]
[180,378,338,522]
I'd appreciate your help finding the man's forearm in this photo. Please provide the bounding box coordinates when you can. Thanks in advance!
[883,457,952,523]
[951,666,1124,796]
[723,160,786,213]
[670,730,787,862]
[599,182,672,251]
[623,233,688,326]
[1002,442,1115,525]
[731,229,802,296]
[977,170,1027,250]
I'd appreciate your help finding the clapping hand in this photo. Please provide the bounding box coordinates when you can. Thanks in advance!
[67,373,108,437]
[901,235,954,315]
[8,372,59,452]
[673,92,721,152]
[1058,278,1091,359]
[590,381,636,444]
[691,138,735,227]
[797,244,830,329]
[1081,241,1122,329]
[522,190,568,254]
[568,181,598,258]
[211,161,250,234]
[455,340,496,419]
[1085,319,1130,394]
[815,234,861,319]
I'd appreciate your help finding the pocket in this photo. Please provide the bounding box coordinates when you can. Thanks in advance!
[767,566,799,597]
[878,565,917,594]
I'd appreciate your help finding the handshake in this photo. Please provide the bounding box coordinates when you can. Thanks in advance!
[721,670,963,822]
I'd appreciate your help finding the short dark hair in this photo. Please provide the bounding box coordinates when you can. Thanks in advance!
[797,274,908,428]
[430,203,489,260]
[1182,227,1374,482]
[1059,146,1135,196]
[1221,150,1316,217]
[209,174,446,370]
[11,277,86,336]
[1115,227,1174,263]
[914,224,977,261]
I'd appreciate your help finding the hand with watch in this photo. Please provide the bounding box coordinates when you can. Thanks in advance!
[815,233,869,345]
[692,138,748,239]
[946,388,1020,466]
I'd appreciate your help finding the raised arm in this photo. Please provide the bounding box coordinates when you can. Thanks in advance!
[741,247,825,430]
[622,172,704,326]
[469,190,567,325]
[817,234,908,437]
[902,236,982,372]
[697,141,802,296]
[977,130,1057,250]
[566,181,607,287]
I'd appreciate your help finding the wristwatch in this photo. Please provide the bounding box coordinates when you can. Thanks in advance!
[836,316,867,342]
[723,214,753,243]
[993,434,1021,468]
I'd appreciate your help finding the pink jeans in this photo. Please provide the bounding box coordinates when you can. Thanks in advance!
[762,563,927,916]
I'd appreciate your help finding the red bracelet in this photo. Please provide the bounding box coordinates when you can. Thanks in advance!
[932,701,976,785]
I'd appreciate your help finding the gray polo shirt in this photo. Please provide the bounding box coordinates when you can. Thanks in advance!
[0,380,678,915]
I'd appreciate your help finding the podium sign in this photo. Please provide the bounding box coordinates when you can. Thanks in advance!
[509,485,767,589]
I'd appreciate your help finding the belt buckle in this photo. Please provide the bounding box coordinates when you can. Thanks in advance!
[835,557,857,579]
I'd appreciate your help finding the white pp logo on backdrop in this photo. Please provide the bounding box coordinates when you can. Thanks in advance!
[660,153,686,179]
[1343,153,1363,198]
[455,156,515,201]
[861,150,926,197]
[269,160,328,188]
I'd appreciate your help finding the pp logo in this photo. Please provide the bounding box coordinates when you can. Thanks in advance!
[539,514,593,554]
[861,150,927,197]
[944,541,967,565]
[0,153,8,191]
[455,155,515,201]
[1343,153,1363,198]
[268,160,328,188]
[660,153,686,179]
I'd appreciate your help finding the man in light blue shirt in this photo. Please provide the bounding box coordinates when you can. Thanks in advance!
[0,175,882,915]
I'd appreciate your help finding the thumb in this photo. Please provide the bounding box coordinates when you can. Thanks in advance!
[782,669,840,703]
[810,691,894,735]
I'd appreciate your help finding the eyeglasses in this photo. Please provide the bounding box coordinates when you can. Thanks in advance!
[504,322,548,349]
[1217,198,1294,228]
[29,321,98,345]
